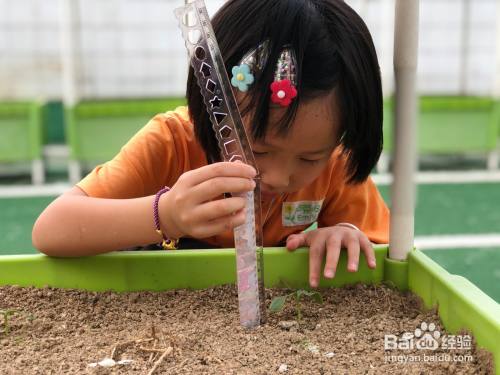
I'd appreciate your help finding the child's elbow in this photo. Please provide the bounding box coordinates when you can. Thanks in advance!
[32,214,60,256]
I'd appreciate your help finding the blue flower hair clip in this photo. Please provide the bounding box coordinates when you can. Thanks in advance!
[231,64,254,92]
[230,41,269,93]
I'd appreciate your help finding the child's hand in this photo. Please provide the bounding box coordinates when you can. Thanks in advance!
[160,162,256,239]
[285,226,377,288]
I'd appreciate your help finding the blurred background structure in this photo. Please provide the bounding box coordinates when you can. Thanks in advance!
[1,0,500,182]
[0,0,499,301]
[1,0,500,179]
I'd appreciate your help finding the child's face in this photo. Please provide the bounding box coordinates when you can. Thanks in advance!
[243,91,341,199]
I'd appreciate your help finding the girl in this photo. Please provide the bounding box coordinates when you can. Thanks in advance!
[33,0,389,288]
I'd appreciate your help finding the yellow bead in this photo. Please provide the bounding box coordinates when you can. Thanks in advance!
[237,73,245,81]
[162,239,179,250]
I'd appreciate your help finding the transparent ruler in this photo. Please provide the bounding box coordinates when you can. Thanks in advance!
[174,0,266,328]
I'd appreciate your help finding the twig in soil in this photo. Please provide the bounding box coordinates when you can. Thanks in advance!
[110,338,154,360]
[111,342,128,360]
[147,346,173,375]
[148,323,159,362]
[160,331,167,348]
[150,323,156,340]
[148,339,158,363]
[140,347,166,353]
[173,358,188,370]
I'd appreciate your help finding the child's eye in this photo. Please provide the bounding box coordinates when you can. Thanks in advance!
[253,151,268,156]
[300,158,321,164]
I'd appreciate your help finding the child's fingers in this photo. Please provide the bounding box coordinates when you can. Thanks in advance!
[344,235,360,272]
[193,196,247,223]
[286,233,305,251]
[183,162,257,187]
[360,235,376,268]
[308,239,326,288]
[190,176,255,202]
[193,209,246,238]
[323,237,341,279]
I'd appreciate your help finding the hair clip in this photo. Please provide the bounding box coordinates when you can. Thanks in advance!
[230,41,298,107]
[270,48,297,107]
[231,64,254,92]
[231,41,269,93]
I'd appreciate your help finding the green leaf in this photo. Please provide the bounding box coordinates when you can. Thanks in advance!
[269,295,288,312]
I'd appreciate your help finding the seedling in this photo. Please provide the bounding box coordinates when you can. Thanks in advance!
[0,309,16,335]
[269,290,323,322]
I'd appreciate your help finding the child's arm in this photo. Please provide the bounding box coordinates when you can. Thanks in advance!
[32,162,256,257]
[32,186,166,256]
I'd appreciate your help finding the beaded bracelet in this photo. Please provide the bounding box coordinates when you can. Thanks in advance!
[153,186,179,250]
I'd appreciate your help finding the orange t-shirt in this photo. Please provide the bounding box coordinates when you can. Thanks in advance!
[77,106,389,247]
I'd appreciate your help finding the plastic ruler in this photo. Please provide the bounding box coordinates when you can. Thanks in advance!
[174,0,266,328]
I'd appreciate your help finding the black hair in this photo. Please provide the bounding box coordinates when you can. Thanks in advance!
[186,0,383,184]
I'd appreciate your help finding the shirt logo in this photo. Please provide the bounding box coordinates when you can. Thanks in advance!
[282,200,324,227]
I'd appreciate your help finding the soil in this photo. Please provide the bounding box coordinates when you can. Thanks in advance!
[0,283,494,374]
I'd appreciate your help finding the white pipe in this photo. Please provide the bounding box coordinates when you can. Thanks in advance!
[494,0,500,97]
[381,0,395,97]
[459,0,471,95]
[59,0,80,106]
[358,0,369,20]
[389,0,420,261]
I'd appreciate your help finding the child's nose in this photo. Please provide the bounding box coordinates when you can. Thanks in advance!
[261,169,290,191]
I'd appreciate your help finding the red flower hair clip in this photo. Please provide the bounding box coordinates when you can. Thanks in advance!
[270,79,297,107]
[271,48,297,107]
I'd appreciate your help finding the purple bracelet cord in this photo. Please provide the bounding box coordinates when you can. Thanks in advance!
[153,186,176,249]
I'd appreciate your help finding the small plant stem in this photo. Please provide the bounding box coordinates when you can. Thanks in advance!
[1,310,16,335]
[295,293,302,322]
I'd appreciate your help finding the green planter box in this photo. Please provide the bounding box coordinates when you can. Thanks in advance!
[0,102,45,184]
[0,247,499,373]
[383,97,499,155]
[65,98,186,164]
[0,102,43,163]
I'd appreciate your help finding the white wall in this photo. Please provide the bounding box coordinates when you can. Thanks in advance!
[77,0,189,98]
[417,0,496,94]
[0,0,497,101]
[0,0,62,99]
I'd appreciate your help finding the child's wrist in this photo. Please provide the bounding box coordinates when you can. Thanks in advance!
[153,187,181,249]
[158,192,184,239]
